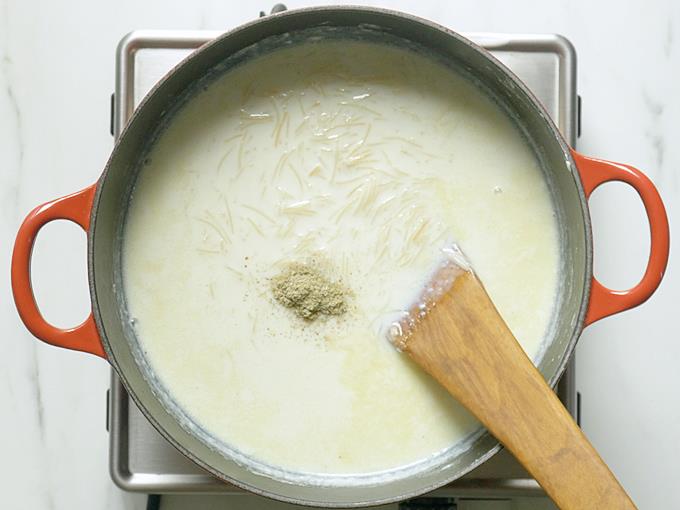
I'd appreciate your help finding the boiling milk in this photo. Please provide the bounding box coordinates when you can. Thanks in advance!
[123,40,560,477]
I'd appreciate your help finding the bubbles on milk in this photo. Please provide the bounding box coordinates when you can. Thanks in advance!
[387,244,469,351]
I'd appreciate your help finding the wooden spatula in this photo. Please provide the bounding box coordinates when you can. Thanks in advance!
[389,248,637,510]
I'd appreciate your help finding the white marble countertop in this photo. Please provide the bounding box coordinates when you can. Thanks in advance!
[0,1,677,509]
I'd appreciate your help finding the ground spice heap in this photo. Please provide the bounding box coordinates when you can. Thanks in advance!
[271,262,348,321]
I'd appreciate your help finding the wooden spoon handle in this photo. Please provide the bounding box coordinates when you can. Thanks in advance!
[403,271,636,510]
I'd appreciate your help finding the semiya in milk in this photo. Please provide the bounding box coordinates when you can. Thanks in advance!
[123,41,560,476]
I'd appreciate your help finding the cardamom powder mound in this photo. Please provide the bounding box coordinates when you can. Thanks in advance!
[271,262,348,321]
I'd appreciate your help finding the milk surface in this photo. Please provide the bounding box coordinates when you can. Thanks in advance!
[123,40,559,477]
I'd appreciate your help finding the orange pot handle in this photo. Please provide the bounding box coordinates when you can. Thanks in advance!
[11,184,106,358]
[572,150,670,326]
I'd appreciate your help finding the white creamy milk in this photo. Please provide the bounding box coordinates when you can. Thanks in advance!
[123,40,560,477]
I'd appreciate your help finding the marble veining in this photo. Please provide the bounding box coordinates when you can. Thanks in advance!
[642,88,666,169]
[0,0,22,224]
[0,1,678,509]
[1,0,45,460]
[29,345,46,442]
[0,55,23,171]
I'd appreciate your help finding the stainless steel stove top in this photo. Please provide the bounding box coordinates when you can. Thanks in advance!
[107,26,578,499]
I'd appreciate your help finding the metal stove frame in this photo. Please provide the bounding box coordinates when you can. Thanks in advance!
[107,28,578,499]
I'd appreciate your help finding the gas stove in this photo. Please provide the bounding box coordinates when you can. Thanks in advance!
[106,12,580,502]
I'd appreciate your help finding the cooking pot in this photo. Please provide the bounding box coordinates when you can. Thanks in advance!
[10,6,669,507]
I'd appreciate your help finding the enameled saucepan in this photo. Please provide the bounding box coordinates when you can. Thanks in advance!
[10,6,670,507]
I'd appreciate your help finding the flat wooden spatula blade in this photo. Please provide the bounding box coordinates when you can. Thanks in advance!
[392,266,636,510]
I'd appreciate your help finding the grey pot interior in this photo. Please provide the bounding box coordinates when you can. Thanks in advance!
[89,6,591,507]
